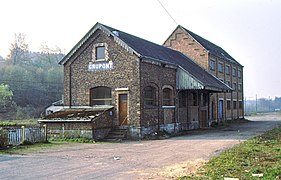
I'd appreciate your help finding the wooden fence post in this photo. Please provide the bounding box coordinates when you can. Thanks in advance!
[21,126,25,144]
[43,124,47,142]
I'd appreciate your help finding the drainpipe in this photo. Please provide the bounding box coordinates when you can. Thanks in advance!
[69,64,72,108]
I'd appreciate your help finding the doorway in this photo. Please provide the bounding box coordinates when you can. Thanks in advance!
[118,94,128,125]
[219,100,223,120]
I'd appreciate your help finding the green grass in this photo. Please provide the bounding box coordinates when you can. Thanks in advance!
[50,137,96,143]
[0,119,39,126]
[0,142,65,155]
[180,125,281,179]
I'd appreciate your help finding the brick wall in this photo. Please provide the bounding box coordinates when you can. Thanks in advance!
[163,27,209,70]
[140,61,177,134]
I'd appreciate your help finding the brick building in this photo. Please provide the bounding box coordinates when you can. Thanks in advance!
[164,25,244,123]
[41,23,235,139]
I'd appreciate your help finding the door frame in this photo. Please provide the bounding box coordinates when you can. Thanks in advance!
[116,90,129,126]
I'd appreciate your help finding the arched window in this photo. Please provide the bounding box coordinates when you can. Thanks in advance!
[144,86,156,106]
[90,86,112,106]
[163,88,172,106]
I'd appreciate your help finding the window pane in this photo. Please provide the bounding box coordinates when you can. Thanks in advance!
[209,60,215,70]
[163,88,172,106]
[96,46,105,60]
[144,86,156,106]
[232,68,236,76]
[225,65,230,75]
[91,86,112,106]
[218,63,223,73]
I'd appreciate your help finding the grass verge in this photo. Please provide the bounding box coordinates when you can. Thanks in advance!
[0,119,38,126]
[0,142,65,155]
[179,125,281,179]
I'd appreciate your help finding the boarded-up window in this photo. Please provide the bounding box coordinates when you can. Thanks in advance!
[144,86,156,106]
[163,88,172,106]
[90,86,112,106]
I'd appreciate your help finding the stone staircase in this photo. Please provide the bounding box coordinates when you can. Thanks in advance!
[104,127,127,141]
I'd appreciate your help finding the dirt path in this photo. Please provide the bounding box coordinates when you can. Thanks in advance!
[0,113,280,179]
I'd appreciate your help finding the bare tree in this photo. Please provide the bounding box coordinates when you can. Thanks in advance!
[7,33,30,65]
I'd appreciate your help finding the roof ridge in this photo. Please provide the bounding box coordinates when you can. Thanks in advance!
[180,25,242,66]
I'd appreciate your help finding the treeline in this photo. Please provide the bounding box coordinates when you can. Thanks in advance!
[245,97,281,113]
[0,33,64,119]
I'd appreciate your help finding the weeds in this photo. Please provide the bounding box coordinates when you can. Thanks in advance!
[180,125,281,179]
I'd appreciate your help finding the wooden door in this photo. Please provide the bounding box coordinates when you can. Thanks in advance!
[200,110,207,127]
[118,94,128,125]
[219,100,223,120]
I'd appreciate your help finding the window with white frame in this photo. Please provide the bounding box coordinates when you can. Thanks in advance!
[92,43,108,61]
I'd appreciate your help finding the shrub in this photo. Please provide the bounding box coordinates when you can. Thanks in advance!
[0,127,8,149]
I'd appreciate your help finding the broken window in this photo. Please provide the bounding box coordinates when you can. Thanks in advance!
[144,86,156,106]
[90,86,112,106]
[163,88,173,106]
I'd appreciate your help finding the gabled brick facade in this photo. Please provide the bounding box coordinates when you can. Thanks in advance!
[43,23,237,139]
[164,26,244,122]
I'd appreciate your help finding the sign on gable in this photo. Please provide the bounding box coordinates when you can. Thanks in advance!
[88,61,113,71]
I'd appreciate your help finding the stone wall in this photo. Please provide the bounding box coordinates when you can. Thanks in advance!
[63,29,141,134]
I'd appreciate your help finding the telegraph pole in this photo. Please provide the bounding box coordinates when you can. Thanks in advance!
[256,94,258,113]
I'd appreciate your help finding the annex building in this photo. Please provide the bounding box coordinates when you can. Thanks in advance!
[40,23,243,140]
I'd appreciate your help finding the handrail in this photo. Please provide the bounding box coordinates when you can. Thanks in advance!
[120,117,128,126]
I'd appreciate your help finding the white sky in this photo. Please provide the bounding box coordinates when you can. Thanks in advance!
[0,0,280,99]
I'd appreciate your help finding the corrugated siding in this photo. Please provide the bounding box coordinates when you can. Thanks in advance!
[177,68,204,90]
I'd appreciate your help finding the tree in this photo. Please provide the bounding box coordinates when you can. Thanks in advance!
[0,84,14,112]
[7,33,30,65]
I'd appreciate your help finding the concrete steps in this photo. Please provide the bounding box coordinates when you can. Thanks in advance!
[104,127,127,141]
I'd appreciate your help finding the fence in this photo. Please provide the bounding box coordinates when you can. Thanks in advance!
[6,126,46,145]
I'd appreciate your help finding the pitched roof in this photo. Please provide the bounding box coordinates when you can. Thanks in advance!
[179,26,242,66]
[60,22,230,92]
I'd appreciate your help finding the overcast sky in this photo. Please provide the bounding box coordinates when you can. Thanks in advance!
[0,0,280,99]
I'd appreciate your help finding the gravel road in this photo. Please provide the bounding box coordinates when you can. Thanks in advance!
[0,113,280,179]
